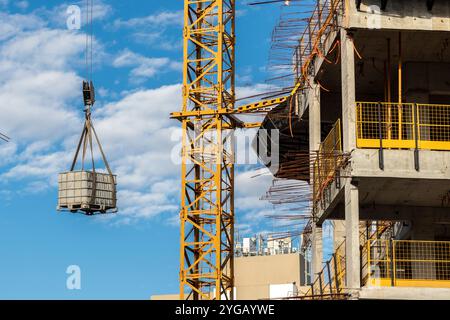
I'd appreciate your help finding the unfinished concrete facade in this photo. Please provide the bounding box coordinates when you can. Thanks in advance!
[296,0,450,299]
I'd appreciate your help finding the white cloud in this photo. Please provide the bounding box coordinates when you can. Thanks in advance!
[0,10,85,192]
[15,1,28,10]
[0,30,84,143]
[112,11,182,29]
[0,8,278,230]
[87,84,182,223]
[0,12,45,41]
[1,29,86,70]
[235,169,273,210]
[2,150,69,181]
[0,142,17,166]
[236,83,277,101]
[37,0,112,29]
[132,31,182,51]
[118,181,179,220]
[113,49,181,83]
[111,11,182,51]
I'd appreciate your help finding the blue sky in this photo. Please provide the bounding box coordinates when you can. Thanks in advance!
[0,0,329,299]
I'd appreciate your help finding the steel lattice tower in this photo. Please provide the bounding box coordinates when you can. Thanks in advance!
[179,0,235,300]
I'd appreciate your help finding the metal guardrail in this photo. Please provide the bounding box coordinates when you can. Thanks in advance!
[356,102,450,151]
[302,241,347,300]
[365,240,450,288]
[360,222,395,285]
[300,221,395,300]
[313,119,342,203]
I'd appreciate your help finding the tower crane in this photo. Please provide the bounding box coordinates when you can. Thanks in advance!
[171,0,345,300]
[171,0,294,300]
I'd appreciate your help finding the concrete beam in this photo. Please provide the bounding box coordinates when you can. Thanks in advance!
[359,205,450,221]
[352,149,450,180]
[359,287,450,300]
[319,203,450,222]
[349,1,450,32]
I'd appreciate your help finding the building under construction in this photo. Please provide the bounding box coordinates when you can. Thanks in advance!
[263,0,450,300]
[168,0,450,300]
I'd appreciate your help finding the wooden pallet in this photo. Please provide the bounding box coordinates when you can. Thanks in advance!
[57,203,117,215]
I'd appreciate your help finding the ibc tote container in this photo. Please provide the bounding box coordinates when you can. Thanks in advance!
[57,171,117,214]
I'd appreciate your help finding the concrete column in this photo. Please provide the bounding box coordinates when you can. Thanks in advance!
[309,79,323,278]
[333,220,346,252]
[311,224,323,277]
[345,181,361,291]
[340,29,357,153]
[309,79,321,151]
[341,28,360,293]
[343,0,356,28]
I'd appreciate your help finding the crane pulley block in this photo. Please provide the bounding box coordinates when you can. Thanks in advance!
[83,80,96,107]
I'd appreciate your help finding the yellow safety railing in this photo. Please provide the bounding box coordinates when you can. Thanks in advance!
[360,221,394,285]
[301,241,347,300]
[300,221,395,300]
[356,102,450,151]
[365,240,450,288]
[313,119,342,202]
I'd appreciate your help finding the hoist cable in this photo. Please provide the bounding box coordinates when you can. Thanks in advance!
[85,0,94,82]
[85,0,89,82]
[90,0,93,82]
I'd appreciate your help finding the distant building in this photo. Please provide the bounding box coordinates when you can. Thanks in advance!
[151,251,310,300]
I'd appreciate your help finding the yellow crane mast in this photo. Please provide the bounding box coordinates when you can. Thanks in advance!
[177,0,236,300]
[172,0,293,300]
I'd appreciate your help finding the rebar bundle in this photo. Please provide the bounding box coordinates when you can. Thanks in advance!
[265,0,342,90]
